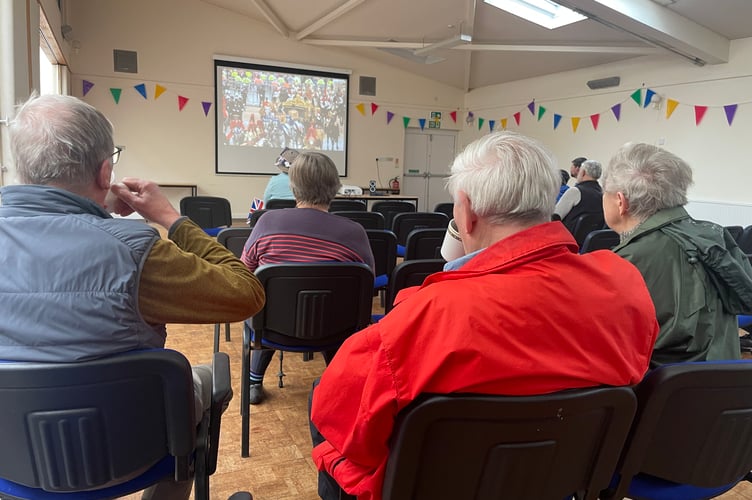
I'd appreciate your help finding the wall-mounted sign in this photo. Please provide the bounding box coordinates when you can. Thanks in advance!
[429,111,441,129]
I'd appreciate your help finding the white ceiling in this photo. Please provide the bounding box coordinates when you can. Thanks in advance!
[201,0,752,91]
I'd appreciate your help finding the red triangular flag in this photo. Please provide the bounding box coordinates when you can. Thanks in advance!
[178,95,189,111]
[450,110,457,123]
[513,112,521,126]
[694,105,708,126]
[590,113,600,130]
[371,103,379,115]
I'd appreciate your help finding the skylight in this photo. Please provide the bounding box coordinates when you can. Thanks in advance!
[484,0,587,29]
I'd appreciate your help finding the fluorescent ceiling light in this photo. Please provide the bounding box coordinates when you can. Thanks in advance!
[413,33,472,55]
[484,0,587,29]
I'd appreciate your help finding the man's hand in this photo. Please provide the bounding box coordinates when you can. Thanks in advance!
[110,178,182,228]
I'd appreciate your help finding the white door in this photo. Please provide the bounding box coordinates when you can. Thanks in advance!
[403,130,457,211]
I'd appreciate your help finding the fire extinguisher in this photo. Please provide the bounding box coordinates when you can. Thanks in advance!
[389,177,400,192]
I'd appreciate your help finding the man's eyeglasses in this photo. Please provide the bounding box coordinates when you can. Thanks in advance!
[110,146,123,165]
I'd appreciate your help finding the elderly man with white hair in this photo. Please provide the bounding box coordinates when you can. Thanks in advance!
[309,131,659,500]
[554,158,605,234]
[602,142,752,367]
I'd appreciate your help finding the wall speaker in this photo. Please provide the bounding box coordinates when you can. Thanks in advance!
[113,49,138,74]
[586,76,620,90]
[359,76,376,96]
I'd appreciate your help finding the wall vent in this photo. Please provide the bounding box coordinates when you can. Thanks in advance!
[113,49,138,74]
[359,76,376,96]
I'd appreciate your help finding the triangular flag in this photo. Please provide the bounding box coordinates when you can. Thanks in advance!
[527,101,535,115]
[513,112,521,126]
[489,119,496,131]
[387,111,395,124]
[450,110,457,123]
[154,84,167,99]
[419,118,426,130]
[202,101,212,116]
[371,103,379,115]
[178,95,189,111]
[630,89,642,106]
[466,111,474,124]
[478,118,485,130]
[694,105,708,126]
[724,104,738,126]
[644,89,656,108]
[611,103,622,121]
[82,80,94,96]
[501,118,508,129]
[134,83,147,99]
[553,114,562,130]
[403,116,410,129]
[356,103,366,116]
[571,117,581,133]
[537,106,546,121]
[109,88,122,104]
[666,99,679,119]
[590,113,600,130]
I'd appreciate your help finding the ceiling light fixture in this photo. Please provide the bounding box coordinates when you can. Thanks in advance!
[413,33,472,55]
[484,0,586,29]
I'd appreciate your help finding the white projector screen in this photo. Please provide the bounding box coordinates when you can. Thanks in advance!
[214,56,350,176]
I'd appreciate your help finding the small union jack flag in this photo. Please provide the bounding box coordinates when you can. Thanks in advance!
[247,198,264,225]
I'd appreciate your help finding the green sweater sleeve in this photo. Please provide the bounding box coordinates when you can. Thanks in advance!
[138,218,265,324]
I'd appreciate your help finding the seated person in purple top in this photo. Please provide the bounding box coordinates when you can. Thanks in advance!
[241,152,375,405]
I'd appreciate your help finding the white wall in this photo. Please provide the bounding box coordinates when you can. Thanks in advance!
[462,38,752,225]
[66,0,463,217]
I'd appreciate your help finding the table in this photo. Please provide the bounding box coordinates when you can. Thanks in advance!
[335,194,419,207]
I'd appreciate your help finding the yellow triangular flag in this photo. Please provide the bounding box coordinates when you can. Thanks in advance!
[154,84,167,100]
[501,118,508,129]
[571,117,581,133]
[666,99,679,119]
[356,103,366,116]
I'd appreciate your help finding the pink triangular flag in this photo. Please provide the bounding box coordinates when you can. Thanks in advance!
[178,95,189,111]
[371,103,379,115]
[513,112,521,126]
[450,110,457,123]
[694,105,708,126]
[590,113,600,130]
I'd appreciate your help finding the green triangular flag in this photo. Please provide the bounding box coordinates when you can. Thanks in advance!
[630,89,642,106]
[537,106,547,121]
[110,88,122,104]
[478,118,485,130]
[403,116,411,129]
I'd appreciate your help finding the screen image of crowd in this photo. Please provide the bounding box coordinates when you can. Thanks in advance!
[221,68,347,152]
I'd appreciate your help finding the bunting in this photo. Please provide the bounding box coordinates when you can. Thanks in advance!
[527,101,535,115]
[450,110,457,123]
[501,118,508,129]
[571,117,581,133]
[630,89,642,107]
[489,119,496,131]
[643,89,657,108]
[590,114,600,130]
[82,80,94,96]
[537,106,546,122]
[154,84,167,99]
[403,116,411,129]
[694,105,708,126]
[513,112,521,126]
[134,83,147,99]
[387,111,395,124]
[724,104,738,126]
[201,101,212,117]
[478,118,485,130]
[110,88,122,104]
[371,103,379,115]
[553,114,562,130]
[419,118,426,130]
[178,96,189,111]
[666,99,679,119]
[611,103,622,121]
[355,103,366,116]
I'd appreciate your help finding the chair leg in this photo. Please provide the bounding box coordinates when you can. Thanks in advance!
[213,323,220,353]
[224,322,231,342]
[277,351,286,388]
[241,326,251,458]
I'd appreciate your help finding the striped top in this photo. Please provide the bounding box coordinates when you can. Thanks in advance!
[241,208,375,272]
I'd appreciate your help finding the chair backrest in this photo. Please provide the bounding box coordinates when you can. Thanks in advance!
[180,196,232,231]
[381,388,637,500]
[405,228,447,260]
[385,259,445,312]
[569,212,605,247]
[724,225,743,243]
[579,229,620,253]
[247,208,268,228]
[737,226,752,254]
[366,229,398,283]
[329,199,367,212]
[433,202,454,219]
[606,360,752,500]
[266,198,296,210]
[333,211,385,230]
[391,212,450,246]
[217,227,252,257]
[251,263,374,349]
[371,201,416,229]
[0,349,195,493]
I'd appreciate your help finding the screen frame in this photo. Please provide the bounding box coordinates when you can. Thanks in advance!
[213,55,351,177]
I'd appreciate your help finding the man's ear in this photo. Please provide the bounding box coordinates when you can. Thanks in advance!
[455,190,477,236]
[616,192,629,216]
[96,160,112,190]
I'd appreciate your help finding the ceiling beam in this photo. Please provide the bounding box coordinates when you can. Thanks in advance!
[249,0,289,38]
[555,0,729,65]
[294,0,366,41]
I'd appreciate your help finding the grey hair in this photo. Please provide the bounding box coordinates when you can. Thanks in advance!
[9,94,114,188]
[446,131,559,225]
[602,142,693,221]
[580,159,602,180]
[288,152,342,206]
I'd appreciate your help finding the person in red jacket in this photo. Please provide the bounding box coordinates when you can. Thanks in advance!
[309,131,659,500]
